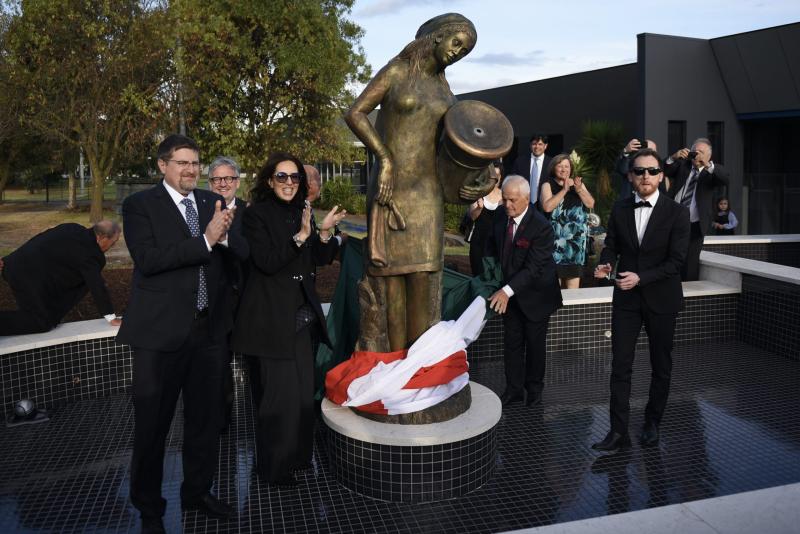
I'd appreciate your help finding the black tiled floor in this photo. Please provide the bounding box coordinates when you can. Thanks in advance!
[1,341,799,533]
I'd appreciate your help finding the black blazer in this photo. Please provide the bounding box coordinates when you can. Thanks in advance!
[665,159,729,235]
[221,197,250,311]
[116,182,248,351]
[599,194,690,314]
[230,195,338,359]
[511,153,551,200]
[2,223,113,325]
[486,204,563,321]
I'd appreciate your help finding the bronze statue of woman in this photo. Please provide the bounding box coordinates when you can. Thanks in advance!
[345,13,479,351]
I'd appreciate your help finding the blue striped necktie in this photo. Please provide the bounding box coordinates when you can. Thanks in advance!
[181,198,208,310]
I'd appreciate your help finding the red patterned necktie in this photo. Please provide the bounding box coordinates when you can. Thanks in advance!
[502,218,515,261]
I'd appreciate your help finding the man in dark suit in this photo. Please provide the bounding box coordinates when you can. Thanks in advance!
[117,135,247,533]
[511,134,551,207]
[592,148,690,452]
[665,138,728,281]
[487,175,563,407]
[0,221,121,335]
[207,155,250,430]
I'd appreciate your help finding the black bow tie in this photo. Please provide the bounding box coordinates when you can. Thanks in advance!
[634,200,652,209]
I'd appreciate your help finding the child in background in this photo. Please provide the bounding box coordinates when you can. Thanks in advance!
[712,197,738,235]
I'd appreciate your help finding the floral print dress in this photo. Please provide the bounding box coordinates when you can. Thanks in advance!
[545,177,587,267]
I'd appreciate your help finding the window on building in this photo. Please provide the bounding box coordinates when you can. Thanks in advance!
[668,121,687,156]
[707,121,724,164]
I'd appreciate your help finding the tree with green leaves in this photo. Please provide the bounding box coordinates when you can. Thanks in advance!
[172,0,370,173]
[5,0,171,221]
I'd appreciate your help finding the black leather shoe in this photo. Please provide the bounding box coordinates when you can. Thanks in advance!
[525,391,542,407]
[500,390,524,406]
[141,515,165,534]
[591,431,631,452]
[182,493,234,519]
[640,422,660,447]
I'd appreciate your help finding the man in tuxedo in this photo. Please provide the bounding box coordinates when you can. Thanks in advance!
[665,138,728,281]
[511,134,551,206]
[0,221,121,335]
[117,135,247,533]
[207,155,250,431]
[592,148,690,452]
[487,175,563,407]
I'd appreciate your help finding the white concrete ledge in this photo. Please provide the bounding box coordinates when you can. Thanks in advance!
[704,234,800,245]
[561,281,740,306]
[0,319,119,356]
[502,482,800,534]
[701,250,800,285]
[321,381,501,446]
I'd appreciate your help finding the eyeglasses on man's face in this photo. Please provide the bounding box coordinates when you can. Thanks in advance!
[273,172,302,184]
[209,176,238,185]
[631,167,662,176]
[167,159,201,170]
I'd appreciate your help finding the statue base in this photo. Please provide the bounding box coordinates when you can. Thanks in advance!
[353,384,471,424]
[321,381,501,503]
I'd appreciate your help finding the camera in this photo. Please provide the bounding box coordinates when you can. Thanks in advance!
[687,151,698,160]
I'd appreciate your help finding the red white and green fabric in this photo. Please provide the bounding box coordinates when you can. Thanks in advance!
[325,296,487,415]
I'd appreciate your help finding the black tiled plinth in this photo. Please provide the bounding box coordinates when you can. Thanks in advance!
[1,343,799,533]
[326,426,497,503]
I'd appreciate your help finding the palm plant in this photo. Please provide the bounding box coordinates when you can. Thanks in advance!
[575,120,626,224]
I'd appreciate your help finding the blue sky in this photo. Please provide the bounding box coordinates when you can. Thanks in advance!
[348,0,800,94]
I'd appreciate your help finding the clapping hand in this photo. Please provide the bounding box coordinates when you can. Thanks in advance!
[204,200,234,246]
[320,205,347,234]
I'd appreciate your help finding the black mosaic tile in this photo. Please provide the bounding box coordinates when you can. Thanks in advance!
[1,338,132,420]
[737,275,800,360]
[704,241,800,268]
[1,343,798,533]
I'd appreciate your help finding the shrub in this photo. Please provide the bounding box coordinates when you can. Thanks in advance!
[318,177,367,214]
[443,202,467,234]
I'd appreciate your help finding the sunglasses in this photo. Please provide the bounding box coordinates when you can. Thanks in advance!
[631,167,662,176]
[273,172,302,184]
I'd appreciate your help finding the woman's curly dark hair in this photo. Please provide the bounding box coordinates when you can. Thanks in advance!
[250,152,307,208]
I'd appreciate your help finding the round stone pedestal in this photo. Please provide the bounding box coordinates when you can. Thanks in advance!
[321,381,501,503]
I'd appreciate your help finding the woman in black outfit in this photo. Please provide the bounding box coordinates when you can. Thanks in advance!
[231,152,345,486]
[467,161,504,276]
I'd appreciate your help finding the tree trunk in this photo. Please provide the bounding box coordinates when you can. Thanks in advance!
[67,171,77,210]
[0,160,11,204]
[85,152,111,223]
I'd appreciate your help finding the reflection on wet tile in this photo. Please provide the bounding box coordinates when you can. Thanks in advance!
[0,341,798,533]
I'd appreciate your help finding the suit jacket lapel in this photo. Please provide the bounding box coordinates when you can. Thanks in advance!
[156,181,192,238]
[640,194,668,248]
[196,191,214,232]
[622,197,639,251]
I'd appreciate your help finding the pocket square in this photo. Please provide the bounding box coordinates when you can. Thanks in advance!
[515,238,530,249]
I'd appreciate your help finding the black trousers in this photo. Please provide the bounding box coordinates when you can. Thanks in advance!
[682,222,704,281]
[248,328,314,482]
[503,300,550,396]
[129,316,227,518]
[609,305,677,434]
[0,270,60,335]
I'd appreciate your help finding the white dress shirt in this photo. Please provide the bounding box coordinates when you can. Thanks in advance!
[529,154,544,203]
[634,189,659,244]
[501,206,529,297]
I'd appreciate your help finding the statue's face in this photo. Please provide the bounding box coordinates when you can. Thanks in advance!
[435,31,474,67]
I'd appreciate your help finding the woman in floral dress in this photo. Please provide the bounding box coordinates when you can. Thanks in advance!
[540,154,595,288]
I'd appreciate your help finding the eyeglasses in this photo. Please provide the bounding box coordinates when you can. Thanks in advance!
[167,160,201,170]
[209,176,238,185]
[631,167,662,176]
[273,172,302,184]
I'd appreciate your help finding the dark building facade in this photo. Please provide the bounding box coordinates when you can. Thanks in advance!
[459,22,800,234]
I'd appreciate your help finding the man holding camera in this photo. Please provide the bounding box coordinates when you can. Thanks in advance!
[664,138,729,281]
